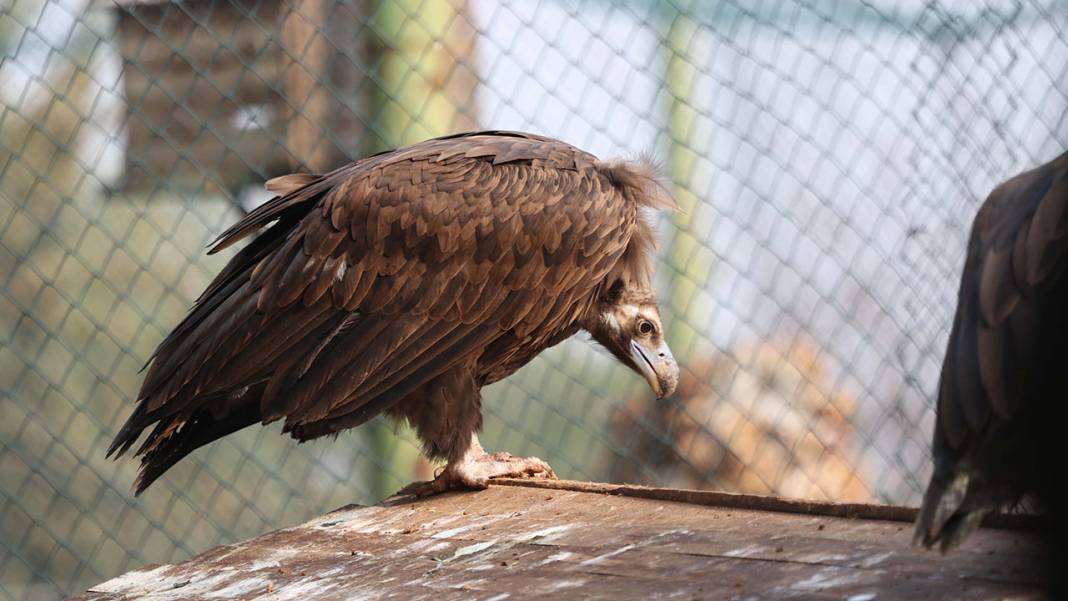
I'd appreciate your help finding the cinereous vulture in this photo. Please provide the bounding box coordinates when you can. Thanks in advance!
[914,151,1068,552]
[108,131,680,496]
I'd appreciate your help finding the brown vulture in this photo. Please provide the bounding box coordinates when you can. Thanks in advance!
[108,131,679,496]
[914,151,1068,559]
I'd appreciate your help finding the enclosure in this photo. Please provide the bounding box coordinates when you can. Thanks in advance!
[1,0,1066,598]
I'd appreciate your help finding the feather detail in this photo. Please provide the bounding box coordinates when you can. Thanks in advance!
[266,173,320,194]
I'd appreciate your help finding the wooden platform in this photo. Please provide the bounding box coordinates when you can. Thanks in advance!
[72,480,1046,600]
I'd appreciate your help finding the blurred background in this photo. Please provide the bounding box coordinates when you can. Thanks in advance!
[1,0,1066,597]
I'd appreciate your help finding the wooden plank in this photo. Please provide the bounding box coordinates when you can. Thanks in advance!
[72,481,1046,600]
[280,0,334,172]
[491,477,1041,529]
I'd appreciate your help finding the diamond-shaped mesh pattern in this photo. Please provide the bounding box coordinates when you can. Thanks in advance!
[1,0,1066,597]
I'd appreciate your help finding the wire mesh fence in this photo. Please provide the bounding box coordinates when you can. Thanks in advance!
[1,0,1066,597]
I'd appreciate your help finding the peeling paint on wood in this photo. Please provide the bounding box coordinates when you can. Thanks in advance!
[71,480,1046,600]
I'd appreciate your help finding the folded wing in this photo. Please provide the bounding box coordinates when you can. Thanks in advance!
[917,151,1068,549]
[109,132,635,493]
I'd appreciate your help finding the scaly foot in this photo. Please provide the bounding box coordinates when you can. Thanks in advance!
[396,449,556,498]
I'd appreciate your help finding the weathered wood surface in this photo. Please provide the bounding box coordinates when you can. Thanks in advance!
[72,480,1046,600]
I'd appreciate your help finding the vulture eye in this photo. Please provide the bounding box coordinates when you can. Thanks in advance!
[638,320,655,335]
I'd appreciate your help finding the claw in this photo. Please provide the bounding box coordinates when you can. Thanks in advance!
[395,477,450,498]
[393,439,556,498]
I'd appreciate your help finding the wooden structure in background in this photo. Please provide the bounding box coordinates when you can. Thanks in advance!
[105,0,481,194]
[73,480,1045,599]
[107,0,371,192]
[280,0,335,173]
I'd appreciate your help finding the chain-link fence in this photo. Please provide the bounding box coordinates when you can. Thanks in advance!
[2,0,1066,598]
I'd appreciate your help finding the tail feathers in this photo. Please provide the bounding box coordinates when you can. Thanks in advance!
[131,403,262,495]
[106,402,151,459]
[914,470,989,552]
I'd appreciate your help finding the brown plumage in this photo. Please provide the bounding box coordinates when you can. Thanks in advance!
[915,151,1068,557]
[108,131,679,495]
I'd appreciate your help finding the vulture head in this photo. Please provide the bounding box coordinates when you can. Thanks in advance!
[589,279,679,398]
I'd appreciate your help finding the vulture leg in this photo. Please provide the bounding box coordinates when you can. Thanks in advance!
[389,367,556,496]
[396,432,556,497]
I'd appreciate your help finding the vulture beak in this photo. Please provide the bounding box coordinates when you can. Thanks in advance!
[629,339,679,398]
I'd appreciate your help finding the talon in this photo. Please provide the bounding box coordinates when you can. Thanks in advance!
[395,478,446,498]
[462,476,490,490]
[394,435,557,498]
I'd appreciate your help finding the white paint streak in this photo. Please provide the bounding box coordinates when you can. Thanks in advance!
[579,544,635,566]
[426,541,451,554]
[90,565,173,593]
[516,524,576,542]
[431,514,509,539]
[723,544,766,558]
[432,524,477,539]
[847,593,878,601]
[449,578,488,590]
[87,546,348,600]
[209,575,273,598]
[451,540,496,559]
[545,579,587,591]
[270,578,348,601]
[242,548,299,572]
[332,508,393,534]
[485,594,511,601]
[858,551,894,568]
[790,567,863,591]
[425,514,462,528]
[391,537,441,558]
[800,552,849,563]
[538,551,575,565]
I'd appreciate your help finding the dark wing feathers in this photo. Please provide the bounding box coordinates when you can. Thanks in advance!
[289,325,500,441]
[917,151,1068,549]
[111,131,637,491]
[278,315,423,422]
[940,153,1068,446]
[956,154,1068,439]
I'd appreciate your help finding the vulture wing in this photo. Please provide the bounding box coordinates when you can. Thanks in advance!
[108,132,636,493]
[915,151,1068,550]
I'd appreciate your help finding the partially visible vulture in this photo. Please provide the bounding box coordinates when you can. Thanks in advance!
[108,131,680,496]
[915,151,1068,563]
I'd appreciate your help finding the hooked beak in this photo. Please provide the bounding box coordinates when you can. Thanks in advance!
[629,339,679,398]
